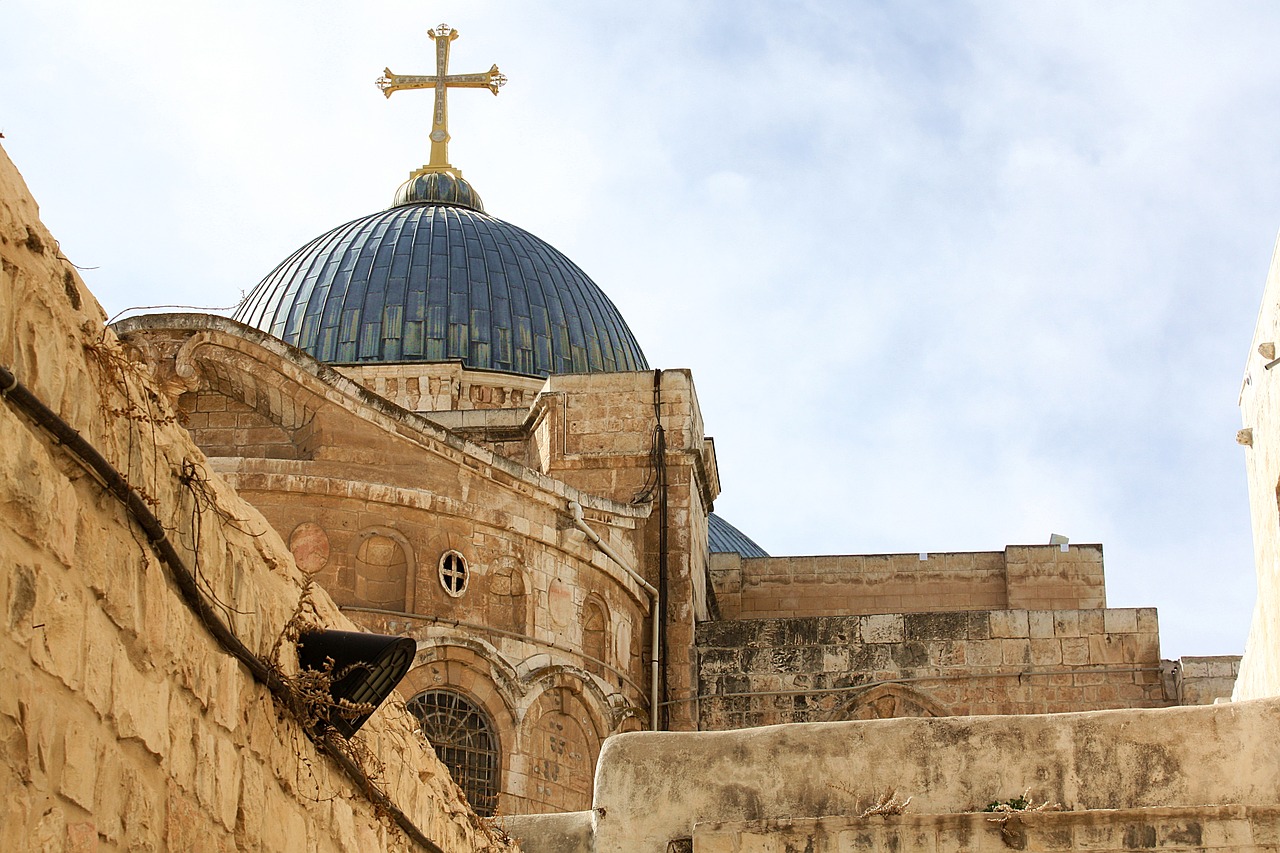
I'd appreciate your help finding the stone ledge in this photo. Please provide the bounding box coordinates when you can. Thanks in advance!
[692,804,1280,853]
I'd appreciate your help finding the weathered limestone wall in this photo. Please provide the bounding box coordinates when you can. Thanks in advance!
[115,319,654,816]
[535,370,720,731]
[588,698,1280,852]
[1237,231,1280,699]
[498,812,594,853]
[1176,655,1241,705]
[0,145,514,852]
[696,607,1167,726]
[711,544,1105,620]
[691,805,1280,852]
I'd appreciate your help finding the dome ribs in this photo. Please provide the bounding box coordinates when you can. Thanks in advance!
[236,203,648,378]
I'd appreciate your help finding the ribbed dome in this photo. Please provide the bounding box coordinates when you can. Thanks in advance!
[234,204,648,377]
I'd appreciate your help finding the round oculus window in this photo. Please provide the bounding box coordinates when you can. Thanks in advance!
[439,550,469,597]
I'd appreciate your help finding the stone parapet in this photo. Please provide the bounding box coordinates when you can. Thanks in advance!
[588,699,1280,852]
[711,545,1106,620]
[499,811,595,853]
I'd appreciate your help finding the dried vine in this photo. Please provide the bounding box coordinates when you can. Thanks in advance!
[984,789,1063,848]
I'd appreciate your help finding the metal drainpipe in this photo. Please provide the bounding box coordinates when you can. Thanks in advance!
[568,499,661,731]
[653,369,669,729]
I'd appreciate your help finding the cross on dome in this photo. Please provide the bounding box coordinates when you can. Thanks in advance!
[376,24,507,181]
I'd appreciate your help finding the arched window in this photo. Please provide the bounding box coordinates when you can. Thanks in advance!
[828,684,949,722]
[488,563,527,634]
[583,600,607,677]
[406,690,500,815]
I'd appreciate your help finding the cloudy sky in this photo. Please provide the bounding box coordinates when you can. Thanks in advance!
[5,1,1277,657]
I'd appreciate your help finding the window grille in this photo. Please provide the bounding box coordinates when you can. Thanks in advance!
[439,550,468,596]
[407,690,500,815]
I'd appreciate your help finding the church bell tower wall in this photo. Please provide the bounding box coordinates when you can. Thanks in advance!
[532,370,720,731]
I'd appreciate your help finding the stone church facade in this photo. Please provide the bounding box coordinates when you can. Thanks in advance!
[116,305,1233,818]
[107,24,1232,810]
[3,21,1278,850]
[4,131,1276,851]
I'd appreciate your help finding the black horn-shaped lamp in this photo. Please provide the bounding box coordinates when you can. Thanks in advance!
[297,629,417,737]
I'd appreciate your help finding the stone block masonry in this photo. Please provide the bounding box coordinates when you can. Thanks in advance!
[0,145,515,853]
[710,544,1106,621]
[691,805,1280,853]
[695,606,1167,728]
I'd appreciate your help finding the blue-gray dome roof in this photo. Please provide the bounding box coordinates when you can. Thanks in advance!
[709,513,769,558]
[234,203,648,378]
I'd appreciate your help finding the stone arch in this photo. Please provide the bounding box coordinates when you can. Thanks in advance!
[346,526,415,612]
[399,641,520,814]
[171,332,320,459]
[827,683,951,721]
[517,682,604,814]
[402,641,521,733]
[520,665,615,742]
[405,689,501,816]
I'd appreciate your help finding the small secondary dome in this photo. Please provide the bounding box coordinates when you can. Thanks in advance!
[709,514,769,558]
[233,24,647,378]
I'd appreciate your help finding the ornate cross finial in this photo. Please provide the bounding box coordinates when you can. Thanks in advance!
[376,24,507,178]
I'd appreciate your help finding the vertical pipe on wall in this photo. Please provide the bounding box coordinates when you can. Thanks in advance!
[567,500,660,730]
[653,368,669,731]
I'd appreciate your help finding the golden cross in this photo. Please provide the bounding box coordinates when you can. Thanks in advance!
[376,23,507,176]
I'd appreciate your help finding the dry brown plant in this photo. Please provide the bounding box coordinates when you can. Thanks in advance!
[860,787,912,817]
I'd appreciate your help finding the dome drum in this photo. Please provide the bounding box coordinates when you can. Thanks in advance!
[394,171,485,211]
